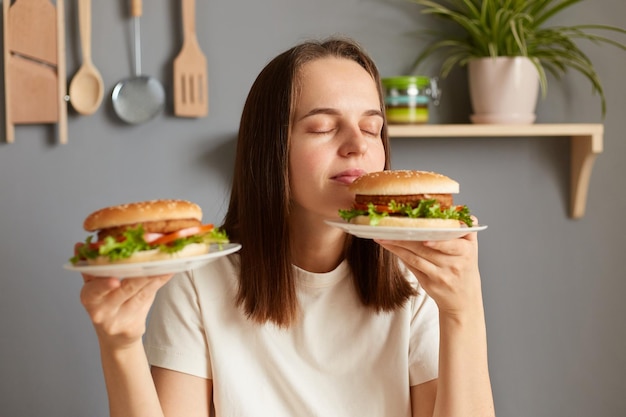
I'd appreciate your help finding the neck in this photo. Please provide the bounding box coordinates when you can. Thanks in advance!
[289,216,347,273]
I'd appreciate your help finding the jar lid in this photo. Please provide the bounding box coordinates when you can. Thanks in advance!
[382,76,431,89]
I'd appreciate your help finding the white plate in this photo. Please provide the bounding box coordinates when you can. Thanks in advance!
[63,243,241,278]
[325,220,487,241]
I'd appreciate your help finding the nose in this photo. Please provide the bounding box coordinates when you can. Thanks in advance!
[338,124,368,157]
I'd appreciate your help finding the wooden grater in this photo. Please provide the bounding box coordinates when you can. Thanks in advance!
[3,0,67,144]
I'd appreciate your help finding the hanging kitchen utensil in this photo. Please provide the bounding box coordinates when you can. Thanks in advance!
[3,0,68,143]
[173,0,208,118]
[111,0,165,124]
[69,0,104,115]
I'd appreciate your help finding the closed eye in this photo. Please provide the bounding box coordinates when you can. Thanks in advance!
[310,128,335,135]
[361,128,379,136]
[359,112,383,137]
[360,122,382,137]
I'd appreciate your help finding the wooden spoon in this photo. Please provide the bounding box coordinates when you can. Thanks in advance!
[69,0,103,115]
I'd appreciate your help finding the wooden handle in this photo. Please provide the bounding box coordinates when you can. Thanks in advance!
[181,0,197,38]
[130,0,142,18]
[3,0,13,142]
[78,0,92,61]
[57,0,67,144]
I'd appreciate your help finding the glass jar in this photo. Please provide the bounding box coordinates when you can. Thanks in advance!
[382,76,440,124]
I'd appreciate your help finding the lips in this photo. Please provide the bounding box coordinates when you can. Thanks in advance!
[332,169,367,184]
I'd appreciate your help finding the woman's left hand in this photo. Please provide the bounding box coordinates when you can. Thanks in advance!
[375,228,482,316]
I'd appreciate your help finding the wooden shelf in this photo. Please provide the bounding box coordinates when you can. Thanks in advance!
[387,123,604,219]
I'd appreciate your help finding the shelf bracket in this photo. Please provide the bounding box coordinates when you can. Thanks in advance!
[570,132,603,219]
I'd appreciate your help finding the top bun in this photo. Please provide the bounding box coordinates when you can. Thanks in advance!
[83,199,202,231]
[350,170,459,195]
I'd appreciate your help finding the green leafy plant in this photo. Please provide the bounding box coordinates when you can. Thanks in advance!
[410,0,626,117]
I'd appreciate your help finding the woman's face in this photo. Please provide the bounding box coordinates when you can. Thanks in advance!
[289,57,386,222]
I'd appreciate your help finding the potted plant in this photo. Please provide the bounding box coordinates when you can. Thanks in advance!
[409,0,626,123]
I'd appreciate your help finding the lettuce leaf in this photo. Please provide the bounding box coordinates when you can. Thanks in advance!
[70,225,231,264]
[158,228,230,254]
[98,226,152,261]
[338,199,474,227]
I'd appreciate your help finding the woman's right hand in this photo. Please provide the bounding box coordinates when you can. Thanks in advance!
[80,274,173,351]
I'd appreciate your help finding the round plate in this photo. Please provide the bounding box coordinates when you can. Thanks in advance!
[63,243,241,278]
[325,220,487,241]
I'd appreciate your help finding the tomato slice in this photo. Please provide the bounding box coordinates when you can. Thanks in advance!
[150,224,215,246]
[74,242,85,256]
[73,240,105,260]
[75,240,103,253]
[353,203,395,213]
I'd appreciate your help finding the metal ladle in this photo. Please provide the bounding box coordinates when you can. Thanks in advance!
[111,0,164,124]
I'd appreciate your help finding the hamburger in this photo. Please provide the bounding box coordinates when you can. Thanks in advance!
[70,199,229,265]
[338,170,473,228]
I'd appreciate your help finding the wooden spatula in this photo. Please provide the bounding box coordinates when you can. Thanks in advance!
[173,0,208,118]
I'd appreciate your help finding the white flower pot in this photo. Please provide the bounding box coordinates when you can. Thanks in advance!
[468,57,539,124]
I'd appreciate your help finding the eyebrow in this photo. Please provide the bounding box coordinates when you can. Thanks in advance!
[298,107,384,121]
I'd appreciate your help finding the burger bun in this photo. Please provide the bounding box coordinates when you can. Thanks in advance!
[84,199,202,232]
[85,242,210,265]
[350,170,459,195]
[350,216,462,229]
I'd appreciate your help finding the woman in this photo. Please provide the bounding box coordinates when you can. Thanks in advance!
[80,38,495,417]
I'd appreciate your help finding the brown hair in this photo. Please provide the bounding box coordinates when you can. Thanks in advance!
[222,37,416,327]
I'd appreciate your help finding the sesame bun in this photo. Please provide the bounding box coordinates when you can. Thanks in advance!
[350,170,459,195]
[84,199,202,232]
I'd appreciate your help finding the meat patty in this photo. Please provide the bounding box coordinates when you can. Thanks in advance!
[354,193,454,209]
[97,218,202,241]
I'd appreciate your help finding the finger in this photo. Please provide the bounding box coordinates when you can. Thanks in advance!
[375,239,431,260]
[115,275,173,316]
[82,274,172,310]
[423,236,473,255]
[118,274,172,298]
[376,240,440,275]
[83,275,173,330]
[377,237,465,259]
[104,275,169,307]
[463,223,479,240]
[376,240,441,292]
[82,273,122,285]
[80,276,122,306]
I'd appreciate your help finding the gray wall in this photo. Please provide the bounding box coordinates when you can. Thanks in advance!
[1,0,624,416]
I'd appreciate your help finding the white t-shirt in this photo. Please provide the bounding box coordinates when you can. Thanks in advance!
[144,255,439,417]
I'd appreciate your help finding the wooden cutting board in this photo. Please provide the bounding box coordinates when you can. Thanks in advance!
[3,0,67,143]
